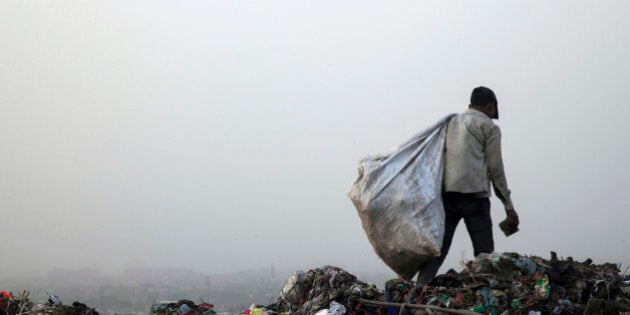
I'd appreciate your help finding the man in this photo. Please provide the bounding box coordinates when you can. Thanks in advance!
[417,86,520,284]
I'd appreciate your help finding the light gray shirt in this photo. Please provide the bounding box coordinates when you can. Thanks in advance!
[443,109,514,210]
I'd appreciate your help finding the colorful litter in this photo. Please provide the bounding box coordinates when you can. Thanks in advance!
[151,299,216,315]
[264,252,630,314]
[1,252,628,314]
[0,290,99,315]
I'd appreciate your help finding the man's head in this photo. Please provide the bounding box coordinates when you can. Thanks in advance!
[469,86,499,119]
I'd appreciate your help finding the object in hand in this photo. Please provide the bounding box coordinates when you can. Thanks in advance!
[499,218,519,237]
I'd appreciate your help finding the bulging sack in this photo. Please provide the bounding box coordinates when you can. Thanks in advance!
[348,115,454,279]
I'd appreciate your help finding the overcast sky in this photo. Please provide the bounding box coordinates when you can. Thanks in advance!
[1,1,629,279]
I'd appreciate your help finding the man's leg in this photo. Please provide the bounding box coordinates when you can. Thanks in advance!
[417,193,462,284]
[462,197,494,256]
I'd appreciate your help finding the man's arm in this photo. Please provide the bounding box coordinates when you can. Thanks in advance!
[486,125,514,211]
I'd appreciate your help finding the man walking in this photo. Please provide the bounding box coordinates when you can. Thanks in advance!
[417,86,520,284]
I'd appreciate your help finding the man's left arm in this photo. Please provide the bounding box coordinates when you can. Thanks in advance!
[486,125,515,211]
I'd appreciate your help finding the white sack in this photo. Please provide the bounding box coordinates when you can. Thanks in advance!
[348,115,454,279]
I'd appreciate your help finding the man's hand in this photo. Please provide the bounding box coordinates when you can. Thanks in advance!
[505,208,519,226]
[499,208,520,237]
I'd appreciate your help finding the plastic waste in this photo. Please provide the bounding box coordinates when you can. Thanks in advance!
[454,291,463,308]
[278,271,306,306]
[534,275,550,299]
[348,114,455,279]
[511,298,524,310]
[244,305,266,315]
[269,252,630,314]
[552,299,573,314]
[314,301,346,315]
[328,301,346,315]
[179,304,192,314]
[479,286,499,307]
[48,293,60,306]
[515,256,537,275]
[472,305,497,315]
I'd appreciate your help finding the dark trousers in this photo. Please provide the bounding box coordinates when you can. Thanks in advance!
[417,192,494,284]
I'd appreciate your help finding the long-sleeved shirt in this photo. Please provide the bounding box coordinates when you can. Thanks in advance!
[443,109,514,210]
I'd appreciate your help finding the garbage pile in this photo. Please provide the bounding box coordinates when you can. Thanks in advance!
[150,299,216,315]
[0,290,99,315]
[266,265,381,314]
[385,252,630,314]
[264,253,629,314]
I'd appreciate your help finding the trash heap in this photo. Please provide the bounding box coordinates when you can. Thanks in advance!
[150,299,216,315]
[386,252,630,314]
[264,253,630,314]
[266,265,381,315]
[0,290,99,315]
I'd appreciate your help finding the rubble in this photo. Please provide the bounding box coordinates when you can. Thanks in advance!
[382,252,630,314]
[2,252,628,314]
[150,299,216,315]
[0,290,99,315]
[266,253,630,314]
[266,265,381,314]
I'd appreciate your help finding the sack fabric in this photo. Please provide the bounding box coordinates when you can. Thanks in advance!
[348,114,455,279]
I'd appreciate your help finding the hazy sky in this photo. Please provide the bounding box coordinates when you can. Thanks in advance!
[1,1,630,279]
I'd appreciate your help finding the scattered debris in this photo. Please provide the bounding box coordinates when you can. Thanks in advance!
[151,299,216,315]
[384,252,630,314]
[267,265,380,314]
[266,253,630,314]
[3,252,629,315]
[0,290,99,315]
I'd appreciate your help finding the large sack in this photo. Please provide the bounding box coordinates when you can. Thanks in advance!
[348,115,454,279]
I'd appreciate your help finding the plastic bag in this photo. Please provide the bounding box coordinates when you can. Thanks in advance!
[348,114,454,279]
[278,270,306,305]
[314,301,346,315]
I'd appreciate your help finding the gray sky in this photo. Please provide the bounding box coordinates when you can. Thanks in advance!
[1,1,629,278]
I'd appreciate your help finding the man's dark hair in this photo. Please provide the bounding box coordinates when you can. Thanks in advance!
[470,86,497,106]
